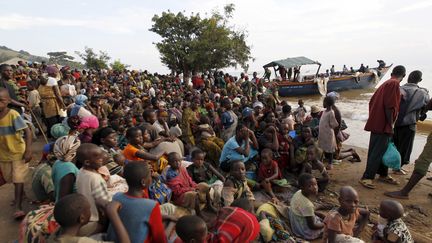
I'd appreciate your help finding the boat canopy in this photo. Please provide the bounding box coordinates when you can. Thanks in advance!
[263,56,320,68]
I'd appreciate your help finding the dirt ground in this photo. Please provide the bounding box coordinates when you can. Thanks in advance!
[0,140,431,242]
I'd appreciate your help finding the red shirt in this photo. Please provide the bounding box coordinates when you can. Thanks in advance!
[192,76,204,89]
[258,160,281,181]
[364,78,401,134]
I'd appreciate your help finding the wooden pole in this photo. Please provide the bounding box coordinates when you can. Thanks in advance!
[29,109,48,144]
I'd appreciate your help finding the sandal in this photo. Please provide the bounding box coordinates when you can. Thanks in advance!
[393,170,407,175]
[378,176,400,185]
[359,179,376,189]
[351,152,361,162]
[332,159,342,165]
[13,210,25,220]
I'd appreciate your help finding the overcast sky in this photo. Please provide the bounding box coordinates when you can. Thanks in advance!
[1,0,431,75]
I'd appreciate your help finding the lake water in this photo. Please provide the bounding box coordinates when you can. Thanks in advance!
[279,70,432,162]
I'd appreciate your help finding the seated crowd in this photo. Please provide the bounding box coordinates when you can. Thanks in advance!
[0,62,414,243]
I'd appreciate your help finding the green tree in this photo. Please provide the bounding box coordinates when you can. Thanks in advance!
[75,47,110,69]
[110,59,129,72]
[47,51,75,64]
[150,3,252,75]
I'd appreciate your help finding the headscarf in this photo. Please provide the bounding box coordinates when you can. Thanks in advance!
[53,135,81,162]
[50,123,70,139]
[46,65,58,75]
[253,101,264,109]
[78,115,99,129]
[242,107,253,118]
[74,94,88,106]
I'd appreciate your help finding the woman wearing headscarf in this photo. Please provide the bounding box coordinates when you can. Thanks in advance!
[77,115,99,143]
[68,94,92,118]
[38,75,64,138]
[51,135,81,201]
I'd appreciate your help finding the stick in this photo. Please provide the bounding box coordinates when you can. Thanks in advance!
[29,109,48,144]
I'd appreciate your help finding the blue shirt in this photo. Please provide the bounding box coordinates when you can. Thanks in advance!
[51,160,79,202]
[219,136,258,163]
[107,192,166,243]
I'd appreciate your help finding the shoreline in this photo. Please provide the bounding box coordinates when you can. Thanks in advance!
[0,140,431,242]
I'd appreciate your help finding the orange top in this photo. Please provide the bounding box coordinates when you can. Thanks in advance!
[122,144,141,161]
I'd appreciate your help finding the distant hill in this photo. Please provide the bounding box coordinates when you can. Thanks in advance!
[0,46,84,69]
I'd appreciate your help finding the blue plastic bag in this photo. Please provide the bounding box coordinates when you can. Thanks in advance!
[383,141,401,170]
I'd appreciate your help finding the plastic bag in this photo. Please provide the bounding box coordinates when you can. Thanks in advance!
[383,141,401,170]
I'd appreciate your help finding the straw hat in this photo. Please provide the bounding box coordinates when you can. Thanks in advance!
[310,105,321,114]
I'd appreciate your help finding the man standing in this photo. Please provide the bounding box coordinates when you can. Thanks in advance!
[0,64,26,114]
[385,98,432,199]
[393,71,429,174]
[359,65,406,189]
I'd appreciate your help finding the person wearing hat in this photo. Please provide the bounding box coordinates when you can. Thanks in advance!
[253,101,264,121]
[31,123,71,203]
[220,98,239,142]
[242,107,258,132]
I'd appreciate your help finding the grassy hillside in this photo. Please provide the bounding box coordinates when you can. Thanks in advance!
[0,46,83,69]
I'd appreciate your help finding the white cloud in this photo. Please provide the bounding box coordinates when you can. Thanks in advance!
[394,0,432,14]
[0,8,154,34]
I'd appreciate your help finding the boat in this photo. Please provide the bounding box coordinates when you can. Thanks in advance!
[263,56,392,97]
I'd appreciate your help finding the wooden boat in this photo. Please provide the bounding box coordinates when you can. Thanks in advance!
[263,56,392,97]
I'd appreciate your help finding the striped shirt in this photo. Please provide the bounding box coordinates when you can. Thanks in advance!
[0,109,27,161]
[76,168,111,222]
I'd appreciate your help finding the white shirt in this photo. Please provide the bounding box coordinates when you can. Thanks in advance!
[46,77,58,87]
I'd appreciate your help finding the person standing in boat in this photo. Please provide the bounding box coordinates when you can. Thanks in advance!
[377,60,386,69]
[392,70,429,175]
[287,67,293,81]
[276,66,287,80]
[293,66,300,81]
[342,65,349,74]
[330,65,335,75]
[358,64,366,73]
[359,65,406,190]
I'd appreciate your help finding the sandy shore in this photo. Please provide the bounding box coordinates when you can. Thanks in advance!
[0,140,431,242]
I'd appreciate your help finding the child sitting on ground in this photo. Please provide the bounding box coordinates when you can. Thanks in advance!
[49,193,130,243]
[122,127,165,172]
[323,186,370,243]
[187,149,225,205]
[107,162,167,243]
[221,160,255,206]
[165,152,211,210]
[289,173,325,240]
[302,145,329,192]
[258,148,290,203]
[373,200,413,243]
[76,143,111,236]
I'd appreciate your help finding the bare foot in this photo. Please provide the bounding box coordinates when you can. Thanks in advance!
[384,191,409,199]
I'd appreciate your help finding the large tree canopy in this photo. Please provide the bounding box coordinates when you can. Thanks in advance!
[75,47,110,70]
[150,4,252,75]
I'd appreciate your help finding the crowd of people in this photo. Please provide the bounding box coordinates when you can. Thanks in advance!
[0,61,429,243]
